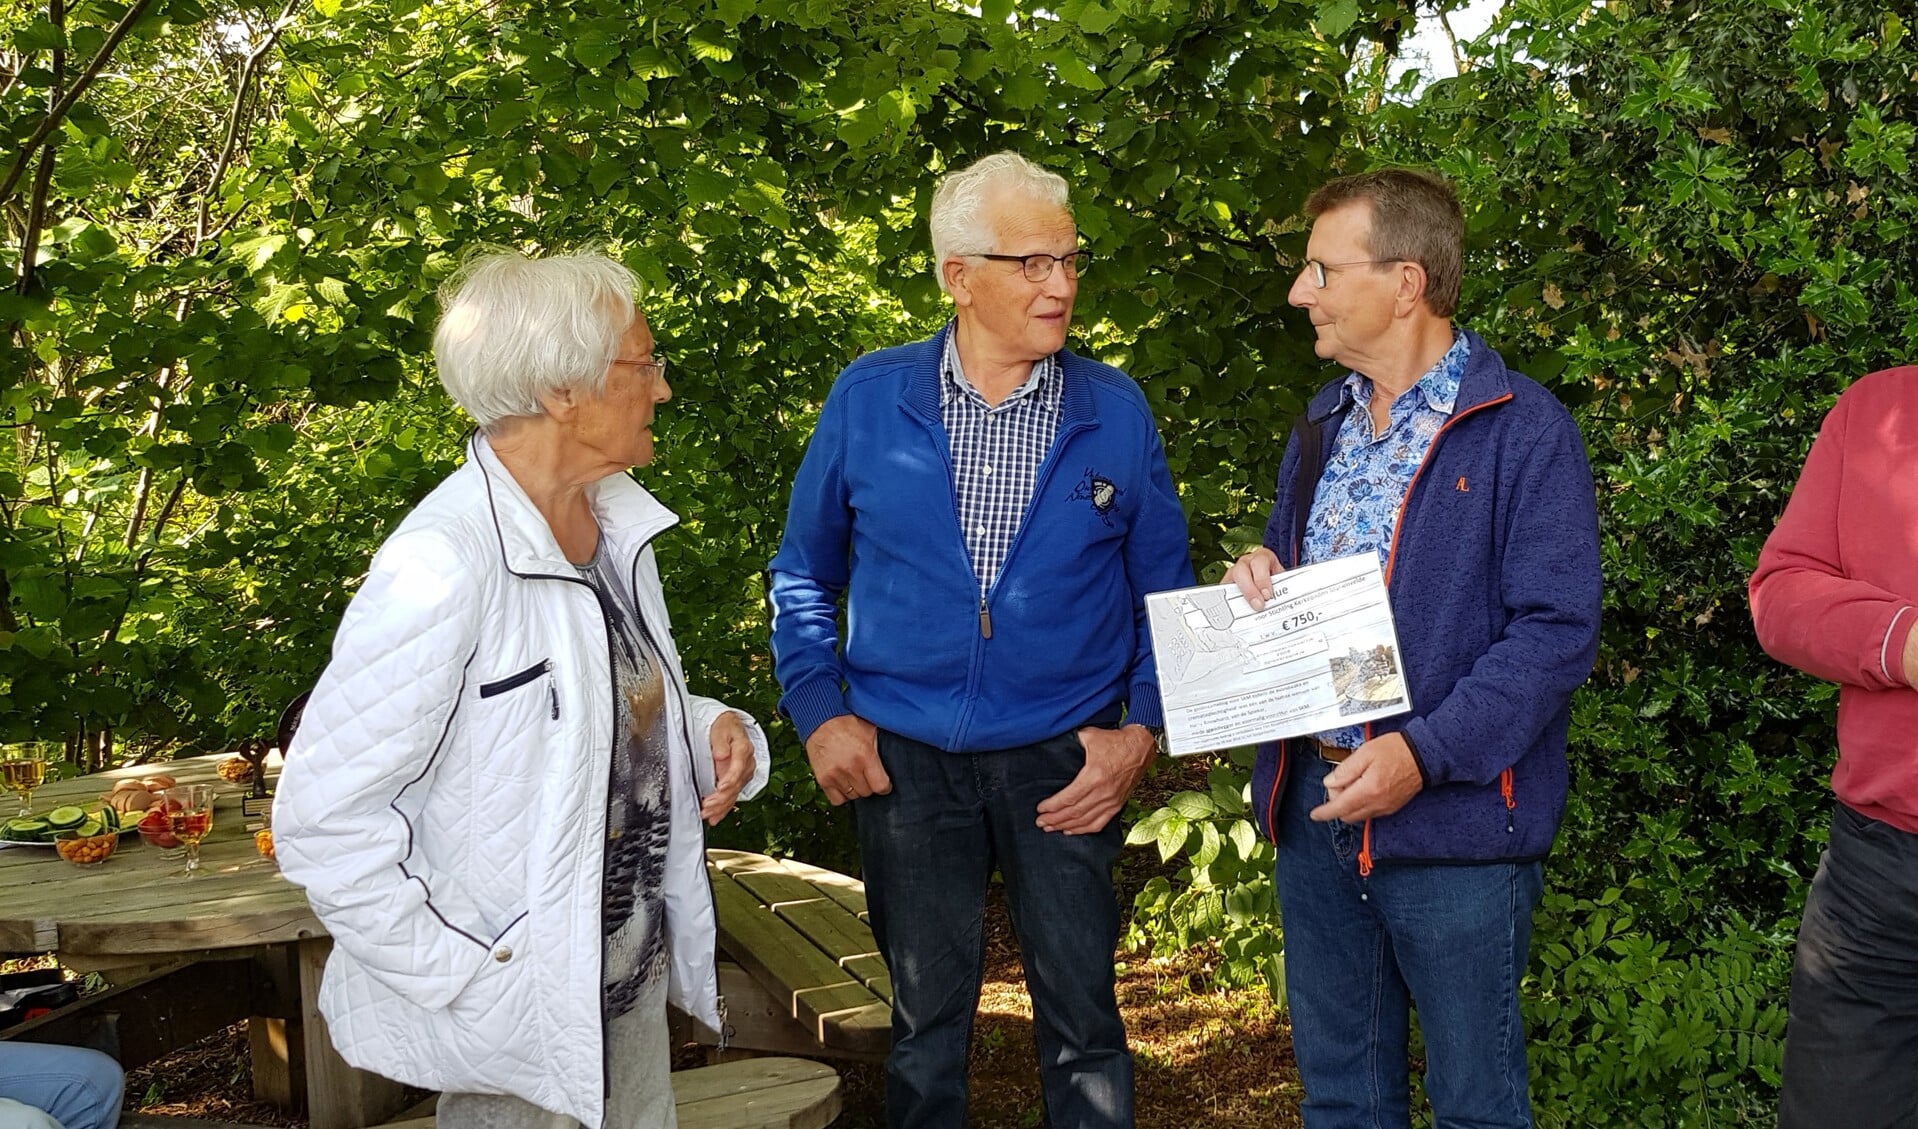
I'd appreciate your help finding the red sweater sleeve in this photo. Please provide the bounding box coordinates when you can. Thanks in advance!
[1749,385,1917,691]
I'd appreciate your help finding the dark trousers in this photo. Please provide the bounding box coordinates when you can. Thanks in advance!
[1779,802,1918,1129]
[854,728,1134,1129]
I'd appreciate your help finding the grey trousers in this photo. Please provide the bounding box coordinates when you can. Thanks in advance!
[437,976,675,1129]
[1778,802,1918,1129]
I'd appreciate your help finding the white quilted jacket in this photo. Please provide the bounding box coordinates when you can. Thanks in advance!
[273,436,769,1127]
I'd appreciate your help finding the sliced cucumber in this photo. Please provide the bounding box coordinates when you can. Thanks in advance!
[2,819,44,842]
[44,805,86,830]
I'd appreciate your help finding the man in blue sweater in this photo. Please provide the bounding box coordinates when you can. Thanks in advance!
[768,152,1193,1129]
[1227,169,1601,1127]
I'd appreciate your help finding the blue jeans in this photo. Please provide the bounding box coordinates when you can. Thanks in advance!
[1275,754,1542,1129]
[854,727,1133,1129]
[0,1043,123,1129]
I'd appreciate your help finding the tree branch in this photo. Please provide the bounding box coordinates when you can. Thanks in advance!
[13,0,62,298]
[1437,7,1470,75]
[101,472,186,648]
[195,0,304,247]
[0,0,157,208]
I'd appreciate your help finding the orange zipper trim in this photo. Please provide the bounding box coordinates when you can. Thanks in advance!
[1379,392,1514,586]
[1264,744,1289,842]
[1359,389,1514,877]
[1359,720,1375,876]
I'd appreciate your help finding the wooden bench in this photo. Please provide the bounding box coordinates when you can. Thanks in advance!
[365,1056,840,1129]
[699,850,890,1060]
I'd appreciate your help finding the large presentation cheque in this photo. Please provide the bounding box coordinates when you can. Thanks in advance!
[1145,554,1412,757]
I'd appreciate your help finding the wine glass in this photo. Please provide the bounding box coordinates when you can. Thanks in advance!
[164,783,216,877]
[1,745,47,817]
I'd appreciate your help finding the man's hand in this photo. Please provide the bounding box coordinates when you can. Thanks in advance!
[1225,547,1285,612]
[1037,725,1157,835]
[1904,621,1918,688]
[701,712,756,825]
[1310,732,1425,823]
[805,714,890,806]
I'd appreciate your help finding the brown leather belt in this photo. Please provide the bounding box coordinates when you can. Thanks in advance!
[1316,740,1356,764]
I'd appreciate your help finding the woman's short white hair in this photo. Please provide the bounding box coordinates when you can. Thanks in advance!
[432,250,642,429]
[929,152,1072,294]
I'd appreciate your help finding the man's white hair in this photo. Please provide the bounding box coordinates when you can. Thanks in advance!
[432,250,641,429]
[929,152,1072,294]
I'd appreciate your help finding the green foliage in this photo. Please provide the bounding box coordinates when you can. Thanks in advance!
[1526,891,1790,1128]
[2,0,1375,861]
[6,0,1913,1120]
[1123,747,1284,1003]
[1130,0,1916,1121]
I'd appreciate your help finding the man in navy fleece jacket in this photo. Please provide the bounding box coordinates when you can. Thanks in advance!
[768,152,1192,1129]
[1227,169,1601,1128]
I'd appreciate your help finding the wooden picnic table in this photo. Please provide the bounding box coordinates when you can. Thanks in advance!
[0,752,403,1128]
[0,757,888,1123]
[0,752,312,956]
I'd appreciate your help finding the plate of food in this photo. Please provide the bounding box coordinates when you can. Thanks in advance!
[0,804,144,848]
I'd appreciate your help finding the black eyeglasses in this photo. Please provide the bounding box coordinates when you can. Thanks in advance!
[974,251,1092,282]
[1303,258,1404,289]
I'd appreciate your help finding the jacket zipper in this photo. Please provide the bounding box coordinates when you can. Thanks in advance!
[625,537,730,1051]
[942,413,1092,746]
[528,567,623,1104]
[1360,391,1516,879]
[478,658,550,698]
[1359,721,1376,880]
[593,589,618,1101]
[476,443,718,1098]
[536,532,665,1105]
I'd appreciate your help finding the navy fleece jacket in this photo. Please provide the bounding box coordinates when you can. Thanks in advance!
[1249,329,1601,865]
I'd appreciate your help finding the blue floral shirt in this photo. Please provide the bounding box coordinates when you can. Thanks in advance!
[1305,330,1470,747]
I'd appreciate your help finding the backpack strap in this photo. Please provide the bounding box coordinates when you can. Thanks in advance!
[1289,403,1348,564]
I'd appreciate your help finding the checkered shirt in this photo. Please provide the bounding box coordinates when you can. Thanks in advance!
[941,327,1064,595]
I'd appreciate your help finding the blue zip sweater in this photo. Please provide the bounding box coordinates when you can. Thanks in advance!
[1249,329,1601,865]
[769,327,1195,752]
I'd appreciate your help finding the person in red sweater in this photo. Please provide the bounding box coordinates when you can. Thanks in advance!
[1750,365,1918,1129]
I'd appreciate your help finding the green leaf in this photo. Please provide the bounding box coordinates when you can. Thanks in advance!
[1079,3,1118,35]
[1050,50,1105,91]
[688,29,736,63]
[1315,0,1359,38]
[683,167,729,206]
[1002,70,1046,108]
[573,31,621,71]
[1229,819,1258,861]
[230,233,287,273]
[1155,814,1190,863]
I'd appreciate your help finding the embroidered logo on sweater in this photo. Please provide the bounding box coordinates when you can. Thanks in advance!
[1066,468,1124,526]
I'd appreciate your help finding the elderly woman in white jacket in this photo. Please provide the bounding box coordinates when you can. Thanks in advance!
[274,251,769,1129]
